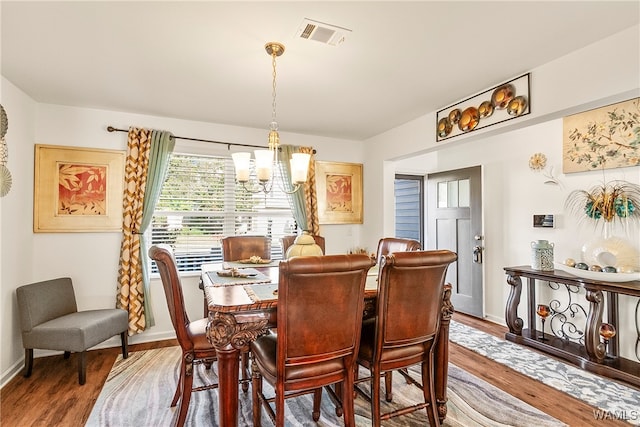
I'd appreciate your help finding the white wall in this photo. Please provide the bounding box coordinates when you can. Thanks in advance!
[0,84,364,385]
[362,26,640,357]
[2,23,639,384]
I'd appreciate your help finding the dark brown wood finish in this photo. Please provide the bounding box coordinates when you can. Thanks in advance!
[504,265,640,388]
[149,245,222,427]
[0,315,631,426]
[251,254,375,426]
[203,261,455,426]
[355,250,458,427]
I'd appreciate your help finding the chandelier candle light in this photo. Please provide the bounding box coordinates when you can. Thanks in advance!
[232,42,310,194]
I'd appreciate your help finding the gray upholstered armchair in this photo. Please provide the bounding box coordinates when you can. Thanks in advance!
[16,277,129,385]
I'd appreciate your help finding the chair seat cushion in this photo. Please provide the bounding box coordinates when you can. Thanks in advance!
[251,334,345,384]
[22,309,128,352]
[187,318,214,351]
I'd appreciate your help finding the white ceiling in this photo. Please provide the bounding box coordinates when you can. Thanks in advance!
[2,1,639,141]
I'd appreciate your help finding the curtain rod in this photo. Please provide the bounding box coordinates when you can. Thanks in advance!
[107,126,316,153]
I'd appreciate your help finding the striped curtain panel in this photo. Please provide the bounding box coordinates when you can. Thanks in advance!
[117,127,152,335]
[301,146,320,236]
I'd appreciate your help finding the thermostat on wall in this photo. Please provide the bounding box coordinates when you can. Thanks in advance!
[533,214,554,228]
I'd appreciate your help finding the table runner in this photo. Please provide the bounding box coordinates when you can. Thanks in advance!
[244,283,279,302]
[206,269,271,287]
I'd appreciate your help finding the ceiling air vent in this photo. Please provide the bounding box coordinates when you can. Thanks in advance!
[296,18,351,46]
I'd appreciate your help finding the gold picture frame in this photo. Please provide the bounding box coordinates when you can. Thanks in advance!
[562,97,640,173]
[34,144,125,232]
[315,161,363,224]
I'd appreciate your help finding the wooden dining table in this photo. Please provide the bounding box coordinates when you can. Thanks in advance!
[201,260,454,426]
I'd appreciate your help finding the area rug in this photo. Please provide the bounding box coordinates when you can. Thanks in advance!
[86,346,565,427]
[449,320,640,426]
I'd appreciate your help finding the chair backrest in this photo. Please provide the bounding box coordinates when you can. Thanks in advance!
[281,234,326,255]
[276,254,375,380]
[16,277,78,333]
[375,237,421,265]
[375,250,457,358]
[148,244,193,349]
[221,235,271,261]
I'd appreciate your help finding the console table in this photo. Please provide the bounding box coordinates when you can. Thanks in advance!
[504,265,640,387]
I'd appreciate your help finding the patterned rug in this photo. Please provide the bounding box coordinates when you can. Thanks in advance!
[86,346,565,426]
[449,321,640,426]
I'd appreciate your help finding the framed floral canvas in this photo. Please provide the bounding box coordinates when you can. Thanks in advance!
[34,144,125,232]
[562,98,640,173]
[315,161,363,224]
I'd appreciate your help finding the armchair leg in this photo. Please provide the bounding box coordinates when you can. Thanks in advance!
[24,349,33,378]
[78,351,87,385]
[120,331,129,359]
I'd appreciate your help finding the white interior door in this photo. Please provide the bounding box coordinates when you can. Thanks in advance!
[427,166,483,318]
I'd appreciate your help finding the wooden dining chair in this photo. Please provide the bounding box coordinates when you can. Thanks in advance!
[375,237,421,265]
[149,244,220,427]
[250,254,376,427]
[355,250,457,427]
[221,235,272,261]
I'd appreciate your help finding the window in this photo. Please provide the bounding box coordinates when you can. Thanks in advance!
[150,153,296,273]
[394,174,424,246]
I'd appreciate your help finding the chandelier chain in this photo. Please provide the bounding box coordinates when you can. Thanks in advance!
[271,50,278,126]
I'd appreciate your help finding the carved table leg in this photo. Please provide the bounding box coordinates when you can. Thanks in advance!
[435,284,453,423]
[207,311,268,426]
[505,274,524,335]
[585,289,605,362]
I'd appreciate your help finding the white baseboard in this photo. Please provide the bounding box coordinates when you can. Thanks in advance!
[0,331,177,389]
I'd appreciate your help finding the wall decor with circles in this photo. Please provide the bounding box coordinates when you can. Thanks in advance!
[0,104,11,197]
[436,73,530,142]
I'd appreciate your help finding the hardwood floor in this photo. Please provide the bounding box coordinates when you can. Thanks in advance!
[0,314,630,426]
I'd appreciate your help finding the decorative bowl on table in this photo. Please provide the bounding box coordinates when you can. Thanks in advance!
[553,262,640,282]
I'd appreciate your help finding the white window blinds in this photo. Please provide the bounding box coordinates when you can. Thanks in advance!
[151,153,296,272]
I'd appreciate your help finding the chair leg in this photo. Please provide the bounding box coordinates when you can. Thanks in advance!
[241,351,250,392]
[176,361,194,427]
[384,371,393,402]
[251,359,263,427]
[120,331,129,359]
[78,351,87,385]
[370,370,382,427]
[24,349,33,378]
[342,375,356,427]
[63,351,71,359]
[422,359,440,427]
[171,361,184,407]
[312,389,322,421]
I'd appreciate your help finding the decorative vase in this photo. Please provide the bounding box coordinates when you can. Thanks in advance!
[531,240,554,271]
[285,231,323,259]
[581,222,639,272]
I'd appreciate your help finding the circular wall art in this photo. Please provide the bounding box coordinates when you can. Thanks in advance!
[437,117,452,138]
[0,164,11,197]
[491,84,515,109]
[0,104,11,197]
[0,104,7,138]
[478,101,494,118]
[507,96,528,116]
[458,107,479,132]
[448,108,462,125]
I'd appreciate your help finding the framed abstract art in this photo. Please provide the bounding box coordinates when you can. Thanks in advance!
[34,144,125,232]
[315,161,363,224]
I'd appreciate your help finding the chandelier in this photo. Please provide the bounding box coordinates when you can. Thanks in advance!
[232,42,310,194]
